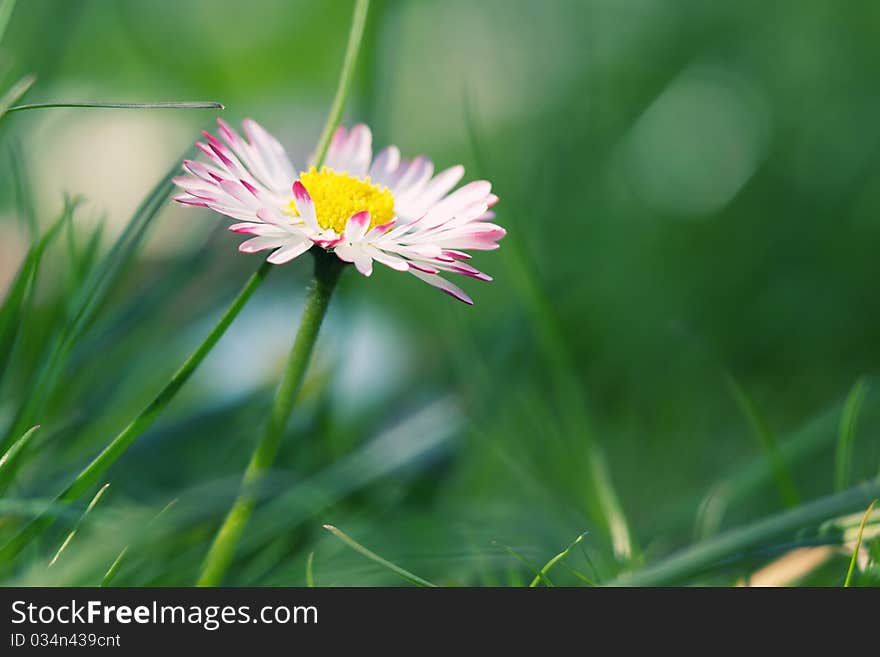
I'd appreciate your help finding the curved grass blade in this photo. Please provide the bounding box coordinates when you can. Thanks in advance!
[529,531,589,587]
[323,525,437,587]
[835,378,869,492]
[48,483,109,568]
[0,425,39,494]
[843,499,877,587]
[725,373,800,507]
[6,101,223,114]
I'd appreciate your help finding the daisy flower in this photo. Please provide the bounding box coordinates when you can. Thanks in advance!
[173,119,504,304]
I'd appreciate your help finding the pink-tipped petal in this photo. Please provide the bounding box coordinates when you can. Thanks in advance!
[344,210,371,242]
[292,181,319,231]
[409,269,473,305]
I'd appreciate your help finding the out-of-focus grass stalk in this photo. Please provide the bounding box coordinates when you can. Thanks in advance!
[0,75,35,120]
[725,373,801,507]
[305,551,316,587]
[608,478,880,586]
[197,253,343,586]
[463,96,634,560]
[0,0,16,45]
[835,377,868,492]
[197,0,370,586]
[101,499,177,587]
[311,0,370,167]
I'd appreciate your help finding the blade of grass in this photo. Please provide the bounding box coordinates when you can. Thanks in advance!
[311,0,370,167]
[6,101,223,113]
[323,525,436,587]
[494,541,553,587]
[529,531,588,587]
[48,483,109,568]
[725,373,800,507]
[835,377,869,492]
[0,425,39,494]
[843,499,877,587]
[100,548,128,588]
[305,551,315,587]
[0,75,35,119]
[0,0,16,45]
[9,140,37,239]
[610,478,880,586]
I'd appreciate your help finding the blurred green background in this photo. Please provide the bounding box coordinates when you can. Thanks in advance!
[1,0,879,586]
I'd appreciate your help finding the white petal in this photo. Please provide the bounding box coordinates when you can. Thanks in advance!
[266,239,312,264]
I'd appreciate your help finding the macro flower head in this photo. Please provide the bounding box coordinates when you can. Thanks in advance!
[173,119,504,304]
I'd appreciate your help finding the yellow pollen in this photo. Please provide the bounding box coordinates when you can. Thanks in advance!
[290,166,395,233]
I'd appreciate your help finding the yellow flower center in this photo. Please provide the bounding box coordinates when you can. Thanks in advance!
[290,166,395,234]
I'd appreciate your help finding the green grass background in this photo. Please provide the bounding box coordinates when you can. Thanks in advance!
[0,0,879,586]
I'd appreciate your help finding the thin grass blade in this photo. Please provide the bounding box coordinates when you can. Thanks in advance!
[0,75,35,119]
[306,551,315,588]
[495,541,552,587]
[843,499,877,587]
[835,378,869,492]
[725,373,800,507]
[101,499,177,586]
[48,483,110,568]
[529,531,588,587]
[0,425,39,494]
[323,525,436,587]
[9,140,37,238]
[0,0,15,45]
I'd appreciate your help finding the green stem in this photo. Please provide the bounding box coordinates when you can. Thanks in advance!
[197,252,343,586]
[312,0,370,168]
[195,0,370,588]
[607,478,880,586]
[0,263,271,564]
